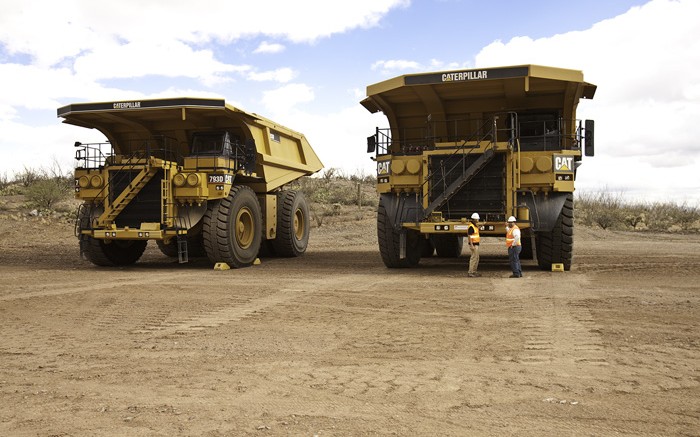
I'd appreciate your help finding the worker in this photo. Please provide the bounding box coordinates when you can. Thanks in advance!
[506,216,522,278]
[467,212,481,277]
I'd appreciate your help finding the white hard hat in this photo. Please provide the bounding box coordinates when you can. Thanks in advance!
[507,216,517,222]
[471,213,480,220]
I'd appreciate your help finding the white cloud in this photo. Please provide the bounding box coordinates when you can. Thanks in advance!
[254,41,286,54]
[247,68,297,83]
[372,58,469,76]
[473,0,700,202]
[0,0,407,115]
[72,41,250,86]
[0,0,409,67]
[371,59,422,75]
[261,83,315,113]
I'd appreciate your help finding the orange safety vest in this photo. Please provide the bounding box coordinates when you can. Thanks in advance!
[468,222,480,244]
[506,224,521,247]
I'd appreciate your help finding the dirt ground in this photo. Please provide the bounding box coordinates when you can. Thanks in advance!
[0,211,698,436]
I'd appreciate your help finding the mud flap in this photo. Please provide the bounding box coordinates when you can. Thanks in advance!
[520,191,569,232]
[379,193,422,231]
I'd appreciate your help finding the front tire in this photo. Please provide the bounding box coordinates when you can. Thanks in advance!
[432,234,463,257]
[203,186,262,268]
[377,196,421,268]
[81,238,147,267]
[536,193,574,270]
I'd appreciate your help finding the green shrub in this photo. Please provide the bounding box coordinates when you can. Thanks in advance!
[25,178,72,210]
[576,190,699,232]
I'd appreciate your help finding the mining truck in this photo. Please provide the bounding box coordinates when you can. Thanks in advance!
[58,98,323,268]
[361,65,596,270]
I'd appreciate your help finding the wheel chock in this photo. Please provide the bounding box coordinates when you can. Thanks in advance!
[551,263,564,272]
[214,262,230,271]
[253,258,261,265]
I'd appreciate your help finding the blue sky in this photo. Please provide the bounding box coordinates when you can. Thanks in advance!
[1,0,698,203]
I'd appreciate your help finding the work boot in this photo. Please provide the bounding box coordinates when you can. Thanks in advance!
[468,273,482,278]
[509,274,519,278]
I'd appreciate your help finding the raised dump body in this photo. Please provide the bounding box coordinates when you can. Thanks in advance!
[362,65,596,270]
[59,97,323,268]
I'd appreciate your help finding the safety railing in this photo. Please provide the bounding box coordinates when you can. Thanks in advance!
[73,136,181,231]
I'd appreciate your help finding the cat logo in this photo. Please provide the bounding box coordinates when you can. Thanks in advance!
[553,154,574,173]
[377,160,390,175]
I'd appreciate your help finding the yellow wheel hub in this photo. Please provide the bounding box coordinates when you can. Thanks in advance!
[235,207,254,249]
[294,208,305,240]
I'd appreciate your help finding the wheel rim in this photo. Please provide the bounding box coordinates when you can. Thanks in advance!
[235,207,255,249]
[293,208,305,240]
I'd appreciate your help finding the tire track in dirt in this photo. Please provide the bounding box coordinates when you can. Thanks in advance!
[499,274,609,367]
[0,275,173,302]
[130,273,390,338]
[131,290,305,337]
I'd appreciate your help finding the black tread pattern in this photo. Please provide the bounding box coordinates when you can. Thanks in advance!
[432,235,463,258]
[420,238,435,257]
[536,193,574,270]
[202,185,262,268]
[271,190,310,257]
[82,238,147,267]
[377,198,421,268]
[520,231,534,260]
[156,233,206,258]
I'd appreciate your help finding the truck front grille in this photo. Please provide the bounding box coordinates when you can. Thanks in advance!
[110,169,163,228]
[428,154,506,220]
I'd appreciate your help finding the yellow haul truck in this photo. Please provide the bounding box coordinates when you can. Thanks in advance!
[58,98,323,268]
[361,65,596,270]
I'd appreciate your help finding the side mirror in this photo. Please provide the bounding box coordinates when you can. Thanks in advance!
[367,135,376,154]
[584,119,595,157]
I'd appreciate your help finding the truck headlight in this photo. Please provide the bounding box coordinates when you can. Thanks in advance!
[90,175,103,188]
[78,176,90,188]
[173,173,186,187]
[186,173,200,187]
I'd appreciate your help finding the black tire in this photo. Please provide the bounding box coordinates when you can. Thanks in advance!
[257,239,276,258]
[202,185,262,268]
[432,234,463,257]
[156,233,206,258]
[520,230,534,260]
[156,239,178,258]
[420,237,435,257]
[536,193,574,270]
[81,238,147,267]
[377,196,421,268]
[271,190,310,257]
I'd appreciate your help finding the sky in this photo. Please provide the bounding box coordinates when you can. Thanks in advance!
[1,0,698,204]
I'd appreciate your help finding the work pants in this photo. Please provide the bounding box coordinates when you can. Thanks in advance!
[508,245,522,277]
[468,244,480,274]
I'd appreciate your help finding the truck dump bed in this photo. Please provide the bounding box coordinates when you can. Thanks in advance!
[58,97,323,191]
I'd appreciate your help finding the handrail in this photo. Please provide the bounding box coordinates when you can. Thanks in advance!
[75,136,180,230]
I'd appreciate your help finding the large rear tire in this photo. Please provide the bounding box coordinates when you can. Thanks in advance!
[536,193,574,270]
[432,234,463,258]
[81,238,147,267]
[202,186,262,268]
[271,190,310,257]
[377,197,421,268]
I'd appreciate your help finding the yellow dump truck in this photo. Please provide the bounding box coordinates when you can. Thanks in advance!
[58,98,323,268]
[361,65,596,270]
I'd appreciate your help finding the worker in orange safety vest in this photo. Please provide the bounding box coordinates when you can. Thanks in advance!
[506,216,522,278]
[467,212,481,277]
